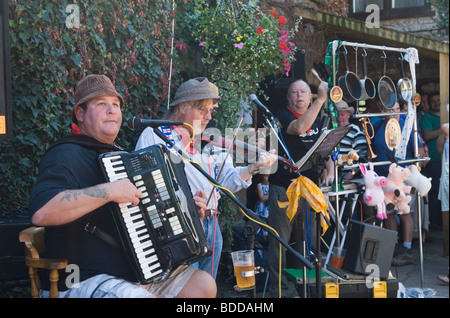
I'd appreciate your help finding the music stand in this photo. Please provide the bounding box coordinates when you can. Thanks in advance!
[293,126,351,297]
[295,126,352,174]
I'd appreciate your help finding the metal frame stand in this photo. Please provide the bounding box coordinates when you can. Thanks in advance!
[330,40,427,286]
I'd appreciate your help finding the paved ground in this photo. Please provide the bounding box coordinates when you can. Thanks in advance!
[217,227,449,298]
[389,227,448,298]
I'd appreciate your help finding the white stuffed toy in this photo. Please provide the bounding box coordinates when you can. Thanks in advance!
[405,165,432,197]
[384,163,414,215]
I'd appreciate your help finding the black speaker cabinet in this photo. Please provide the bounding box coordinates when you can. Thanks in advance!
[1,0,12,141]
[343,220,397,279]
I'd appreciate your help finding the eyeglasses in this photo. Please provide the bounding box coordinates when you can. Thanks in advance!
[195,106,217,117]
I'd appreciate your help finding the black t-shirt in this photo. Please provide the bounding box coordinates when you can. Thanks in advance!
[269,108,322,188]
[29,139,136,290]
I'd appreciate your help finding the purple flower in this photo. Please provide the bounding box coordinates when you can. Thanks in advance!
[234,42,244,49]
[199,41,206,47]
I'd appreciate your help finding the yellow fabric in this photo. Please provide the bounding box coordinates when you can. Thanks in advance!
[285,176,330,235]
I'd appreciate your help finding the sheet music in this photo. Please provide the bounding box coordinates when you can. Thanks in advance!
[295,126,352,173]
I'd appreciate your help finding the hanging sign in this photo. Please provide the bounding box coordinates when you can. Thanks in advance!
[412,93,421,107]
[330,86,343,103]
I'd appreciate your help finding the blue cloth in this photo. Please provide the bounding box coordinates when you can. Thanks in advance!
[255,183,270,219]
[372,116,423,177]
[255,183,270,237]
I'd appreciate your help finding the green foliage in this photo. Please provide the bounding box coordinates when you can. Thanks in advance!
[184,0,299,253]
[0,0,184,209]
[427,0,449,37]
[187,0,299,130]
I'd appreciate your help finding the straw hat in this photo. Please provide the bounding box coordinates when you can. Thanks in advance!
[210,82,220,108]
[335,100,354,114]
[72,74,124,123]
[169,77,221,107]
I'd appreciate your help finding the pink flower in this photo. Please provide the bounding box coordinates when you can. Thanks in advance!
[176,43,187,54]
[234,42,244,49]
[288,42,295,46]
[285,65,291,77]
[280,36,287,42]
[199,41,206,47]
[283,31,288,35]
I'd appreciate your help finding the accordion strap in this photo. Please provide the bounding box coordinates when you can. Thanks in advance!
[85,223,123,251]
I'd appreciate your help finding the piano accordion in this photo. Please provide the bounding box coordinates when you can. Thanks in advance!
[99,144,210,284]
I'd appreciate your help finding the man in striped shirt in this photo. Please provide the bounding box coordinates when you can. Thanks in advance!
[336,101,368,179]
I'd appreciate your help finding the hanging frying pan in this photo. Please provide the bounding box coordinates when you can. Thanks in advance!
[338,48,363,103]
[360,51,376,100]
[396,55,413,103]
[377,52,397,109]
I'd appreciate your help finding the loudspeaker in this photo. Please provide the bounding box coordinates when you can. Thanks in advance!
[1,0,12,141]
[343,220,397,279]
[292,49,306,82]
[259,49,306,115]
[274,49,306,89]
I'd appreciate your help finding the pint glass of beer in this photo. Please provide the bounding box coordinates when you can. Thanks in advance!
[231,250,255,290]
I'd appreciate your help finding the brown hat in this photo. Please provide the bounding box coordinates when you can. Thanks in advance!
[72,74,124,123]
[335,100,354,114]
[169,77,221,107]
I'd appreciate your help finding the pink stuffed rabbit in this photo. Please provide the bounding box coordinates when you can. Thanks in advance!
[360,162,388,220]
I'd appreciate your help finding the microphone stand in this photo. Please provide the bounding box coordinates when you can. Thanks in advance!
[259,109,297,167]
[151,127,314,273]
[258,107,316,298]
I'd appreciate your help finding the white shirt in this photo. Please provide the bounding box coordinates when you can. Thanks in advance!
[135,127,251,211]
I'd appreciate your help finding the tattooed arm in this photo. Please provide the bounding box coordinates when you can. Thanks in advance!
[31,179,142,227]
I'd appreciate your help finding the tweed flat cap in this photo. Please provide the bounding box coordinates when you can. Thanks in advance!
[72,74,124,123]
[169,77,221,107]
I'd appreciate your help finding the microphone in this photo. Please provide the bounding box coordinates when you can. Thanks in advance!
[127,117,184,130]
[249,94,271,114]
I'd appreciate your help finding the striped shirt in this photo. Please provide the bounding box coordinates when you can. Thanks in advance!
[339,123,368,159]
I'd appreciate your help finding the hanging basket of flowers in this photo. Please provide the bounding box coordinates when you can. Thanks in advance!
[190,0,299,128]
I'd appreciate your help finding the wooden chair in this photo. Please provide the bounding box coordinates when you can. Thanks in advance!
[19,227,68,298]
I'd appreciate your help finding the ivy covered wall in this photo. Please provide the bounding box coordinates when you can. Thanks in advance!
[0,0,293,215]
[0,0,192,209]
